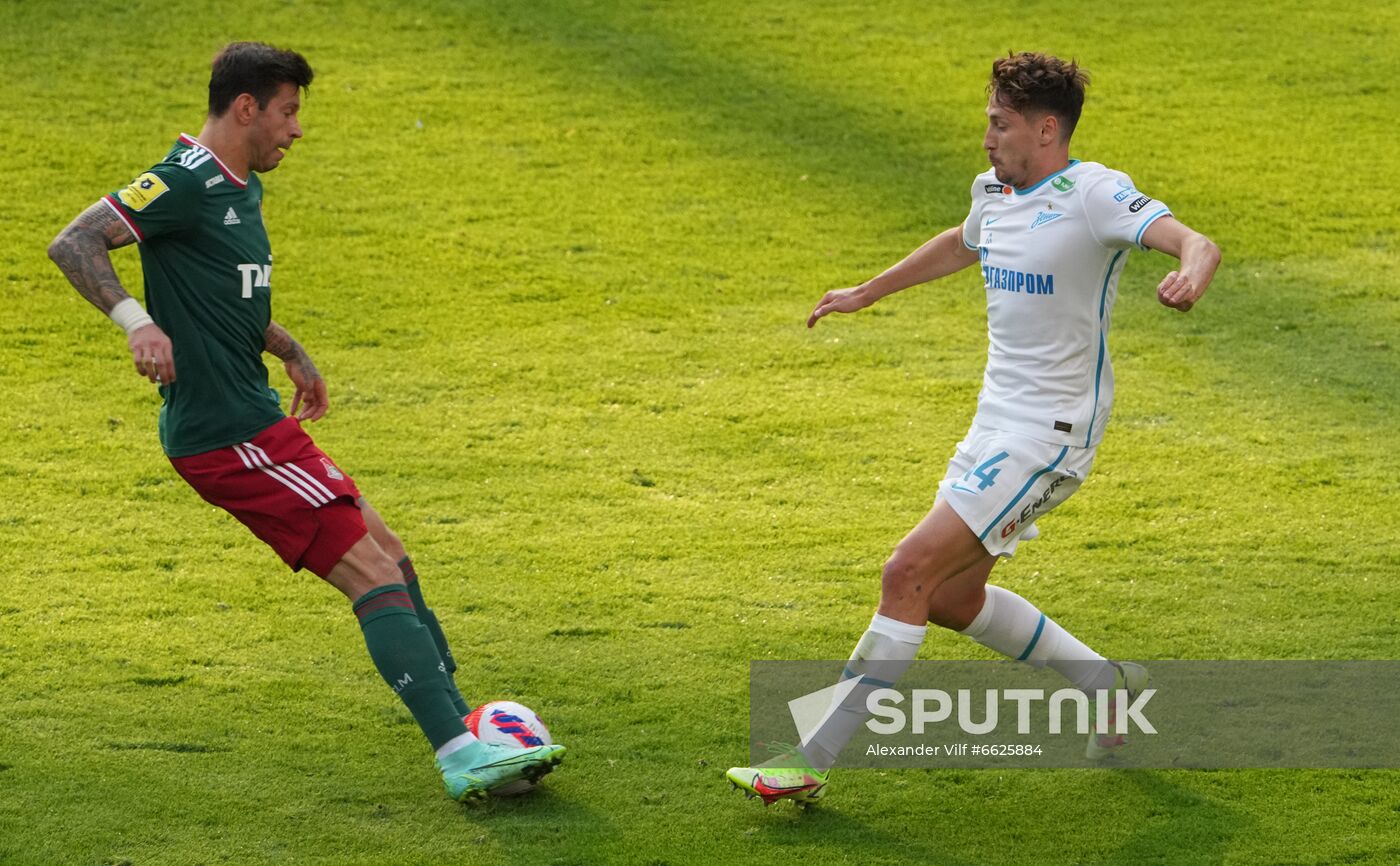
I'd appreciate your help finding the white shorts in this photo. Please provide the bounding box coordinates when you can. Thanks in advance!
[937,423,1096,557]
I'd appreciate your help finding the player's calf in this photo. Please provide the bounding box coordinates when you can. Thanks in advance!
[925,562,996,631]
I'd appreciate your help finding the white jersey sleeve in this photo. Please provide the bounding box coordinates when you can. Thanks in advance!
[963,176,1000,250]
[1081,169,1172,251]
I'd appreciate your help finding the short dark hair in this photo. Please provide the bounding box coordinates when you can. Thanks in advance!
[208,42,313,116]
[988,52,1090,139]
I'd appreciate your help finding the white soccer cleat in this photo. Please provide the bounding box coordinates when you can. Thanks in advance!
[1086,661,1149,760]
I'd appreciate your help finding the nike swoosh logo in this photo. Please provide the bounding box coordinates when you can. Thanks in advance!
[985,217,1001,226]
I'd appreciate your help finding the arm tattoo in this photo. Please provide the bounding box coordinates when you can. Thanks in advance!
[264,320,321,380]
[47,201,138,315]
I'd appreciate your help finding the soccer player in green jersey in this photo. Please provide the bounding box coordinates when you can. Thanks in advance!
[47,42,564,802]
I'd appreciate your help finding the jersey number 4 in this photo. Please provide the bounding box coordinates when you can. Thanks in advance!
[237,264,271,299]
[959,451,1010,493]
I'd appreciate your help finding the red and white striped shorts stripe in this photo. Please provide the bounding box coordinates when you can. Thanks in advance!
[170,416,367,577]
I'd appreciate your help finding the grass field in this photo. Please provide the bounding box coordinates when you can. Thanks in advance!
[2,0,1398,863]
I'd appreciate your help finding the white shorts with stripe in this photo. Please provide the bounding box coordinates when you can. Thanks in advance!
[937,423,1096,557]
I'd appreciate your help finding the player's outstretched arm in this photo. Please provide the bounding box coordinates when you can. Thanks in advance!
[808,225,979,328]
[48,202,175,384]
[1140,216,1221,313]
[264,320,327,421]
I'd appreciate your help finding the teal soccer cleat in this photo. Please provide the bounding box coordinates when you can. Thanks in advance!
[438,740,566,802]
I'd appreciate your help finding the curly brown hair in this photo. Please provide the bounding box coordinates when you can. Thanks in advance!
[988,52,1090,139]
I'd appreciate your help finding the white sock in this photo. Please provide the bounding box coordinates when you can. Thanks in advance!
[802,614,927,772]
[960,585,1113,693]
[435,731,478,760]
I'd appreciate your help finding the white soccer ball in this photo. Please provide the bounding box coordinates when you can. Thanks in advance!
[464,700,553,796]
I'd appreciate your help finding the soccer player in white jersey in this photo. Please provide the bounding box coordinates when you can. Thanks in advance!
[727,52,1221,806]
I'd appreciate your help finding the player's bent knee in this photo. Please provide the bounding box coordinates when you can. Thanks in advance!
[325,559,400,600]
[357,550,402,586]
[358,498,408,561]
[323,533,405,599]
[378,527,407,562]
[926,593,981,631]
[880,550,936,599]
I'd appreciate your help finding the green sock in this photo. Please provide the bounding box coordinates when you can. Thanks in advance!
[399,557,472,717]
[352,584,468,750]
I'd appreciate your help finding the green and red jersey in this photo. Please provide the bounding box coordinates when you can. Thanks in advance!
[106,133,283,457]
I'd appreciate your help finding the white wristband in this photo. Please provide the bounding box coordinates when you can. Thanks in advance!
[109,298,154,335]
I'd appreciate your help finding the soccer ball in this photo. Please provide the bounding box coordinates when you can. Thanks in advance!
[464,700,553,796]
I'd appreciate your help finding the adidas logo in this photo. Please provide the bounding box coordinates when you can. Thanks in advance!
[223,207,241,226]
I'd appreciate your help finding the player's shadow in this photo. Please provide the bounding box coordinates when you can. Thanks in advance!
[738,768,1245,864]
[428,0,977,223]
[469,783,596,815]
[432,0,1400,446]
[744,801,980,866]
[1098,770,1248,865]
[465,782,618,844]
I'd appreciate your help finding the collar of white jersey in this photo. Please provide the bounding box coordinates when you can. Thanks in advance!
[177,133,249,188]
[1012,159,1081,196]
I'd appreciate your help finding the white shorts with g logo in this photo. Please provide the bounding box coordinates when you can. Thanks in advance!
[937,423,1097,557]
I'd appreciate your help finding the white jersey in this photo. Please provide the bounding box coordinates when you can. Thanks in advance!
[961,160,1171,447]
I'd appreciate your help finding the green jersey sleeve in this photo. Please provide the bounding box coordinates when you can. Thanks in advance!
[104,163,201,242]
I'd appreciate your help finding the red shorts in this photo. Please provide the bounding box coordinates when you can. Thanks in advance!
[170,417,367,577]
